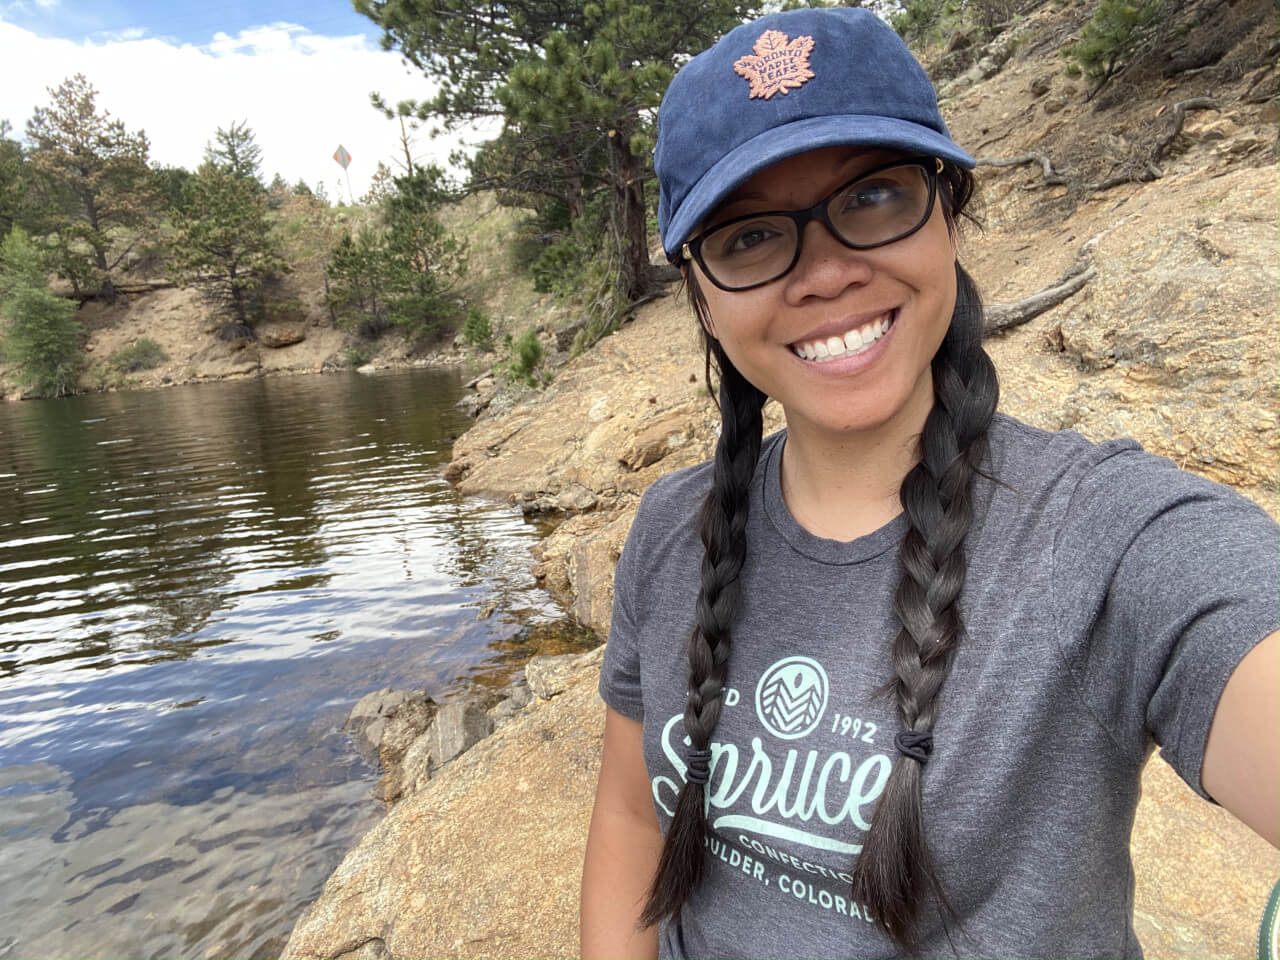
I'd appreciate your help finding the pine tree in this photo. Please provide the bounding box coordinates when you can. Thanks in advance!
[169,162,286,335]
[381,167,467,341]
[0,121,36,239]
[326,226,390,337]
[0,226,83,397]
[204,120,264,185]
[326,167,467,343]
[151,164,194,214]
[25,74,155,301]
[356,0,757,310]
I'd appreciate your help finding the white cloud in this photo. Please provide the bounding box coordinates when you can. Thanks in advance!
[0,19,495,199]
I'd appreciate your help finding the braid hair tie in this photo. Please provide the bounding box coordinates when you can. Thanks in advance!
[895,730,933,765]
[685,747,713,785]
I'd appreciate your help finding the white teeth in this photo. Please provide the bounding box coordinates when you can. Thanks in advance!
[793,311,895,363]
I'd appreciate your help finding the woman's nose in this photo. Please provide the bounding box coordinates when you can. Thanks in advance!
[783,219,874,302]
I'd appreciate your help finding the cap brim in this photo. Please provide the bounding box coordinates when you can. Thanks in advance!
[662,115,976,258]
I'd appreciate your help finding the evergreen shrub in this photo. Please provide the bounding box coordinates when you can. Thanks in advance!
[1067,0,1164,92]
[110,338,167,373]
[462,308,494,351]
[0,226,83,397]
[505,326,544,387]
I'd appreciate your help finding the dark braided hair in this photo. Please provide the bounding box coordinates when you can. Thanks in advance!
[640,161,999,952]
[638,341,766,929]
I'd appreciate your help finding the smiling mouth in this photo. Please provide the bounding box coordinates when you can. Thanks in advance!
[790,309,897,362]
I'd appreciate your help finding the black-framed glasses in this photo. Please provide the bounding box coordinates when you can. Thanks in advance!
[681,157,943,292]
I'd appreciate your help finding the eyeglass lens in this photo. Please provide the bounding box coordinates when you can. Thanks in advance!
[699,162,933,290]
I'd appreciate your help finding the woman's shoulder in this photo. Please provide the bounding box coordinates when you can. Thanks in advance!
[983,411,1274,533]
[987,411,1171,497]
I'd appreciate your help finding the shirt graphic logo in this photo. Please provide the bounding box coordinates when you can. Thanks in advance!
[755,656,828,739]
[733,30,816,100]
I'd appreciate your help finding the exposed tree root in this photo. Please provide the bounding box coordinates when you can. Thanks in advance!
[975,152,1070,187]
[976,97,1226,195]
[985,234,1099,335]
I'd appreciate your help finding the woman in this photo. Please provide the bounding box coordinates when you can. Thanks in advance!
[580,7,1279,958]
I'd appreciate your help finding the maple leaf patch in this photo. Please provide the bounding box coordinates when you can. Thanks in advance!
[733,30,816,100]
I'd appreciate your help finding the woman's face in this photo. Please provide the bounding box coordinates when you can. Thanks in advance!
[690,146,958,441]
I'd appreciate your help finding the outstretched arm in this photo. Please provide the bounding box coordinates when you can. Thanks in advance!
[1202,628,1280,847]
[581,707,663,959]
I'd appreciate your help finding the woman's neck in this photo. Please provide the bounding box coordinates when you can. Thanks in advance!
[778,382,932,543]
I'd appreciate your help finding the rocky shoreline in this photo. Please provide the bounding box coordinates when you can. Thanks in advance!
[340,649,601,809]
[283,647,607,960]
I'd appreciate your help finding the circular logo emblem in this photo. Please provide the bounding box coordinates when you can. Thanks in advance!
[754,656,829,740]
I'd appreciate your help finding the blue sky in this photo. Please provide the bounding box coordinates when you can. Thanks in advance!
[3,0,378,47]
[0,0,490,197]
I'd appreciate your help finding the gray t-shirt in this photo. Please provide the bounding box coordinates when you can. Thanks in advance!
[599,413,1279,959]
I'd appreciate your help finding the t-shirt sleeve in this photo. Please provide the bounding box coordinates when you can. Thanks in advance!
[1051,443,1280,800]
[598,498,651,723]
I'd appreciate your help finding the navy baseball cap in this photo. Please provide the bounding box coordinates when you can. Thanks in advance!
[655,6,974,259]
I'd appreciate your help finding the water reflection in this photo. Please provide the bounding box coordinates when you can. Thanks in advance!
[0,368,595,959]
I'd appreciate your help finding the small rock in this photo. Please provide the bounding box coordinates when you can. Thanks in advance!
[427,700,492,767]
[346,688,436,755]
[487,698,521,730]
[507,683,533,710]
[526,653,586,700]
[455,393,491,417]
[1043,96,1068,115]
[556,320,589,353]
[620,414,691,470]
[396,730,436,799]
[258,326,306,348]
[556,485,598,513]
[1030,75,1052,97]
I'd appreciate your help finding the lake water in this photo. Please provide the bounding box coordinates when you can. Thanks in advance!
[0,368,593,959]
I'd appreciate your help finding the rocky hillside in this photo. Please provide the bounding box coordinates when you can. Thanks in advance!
[283,2,1279,957]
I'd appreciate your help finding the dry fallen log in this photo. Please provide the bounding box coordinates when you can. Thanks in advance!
[984,234,1098,335]
[975,151,1070,187]
[1089,96,1219,192]
[985,267,1095,334]
[976,96,1223,197]
[464,368,494,389]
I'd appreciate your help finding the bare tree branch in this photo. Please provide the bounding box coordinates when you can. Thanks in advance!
[975,152,1070,186]
[984,234,1099,334]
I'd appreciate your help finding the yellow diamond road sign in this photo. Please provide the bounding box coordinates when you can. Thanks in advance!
[333,145,351,170]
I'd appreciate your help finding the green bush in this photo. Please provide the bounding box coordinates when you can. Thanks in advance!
[110,337,167,373]
[462,307,494,351]
[530,236,588,296]
[1067,0,1163,93]
[890,0,953,45]
[343,344,372,368]
[505,326,544,387]
[0,226,83,397]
